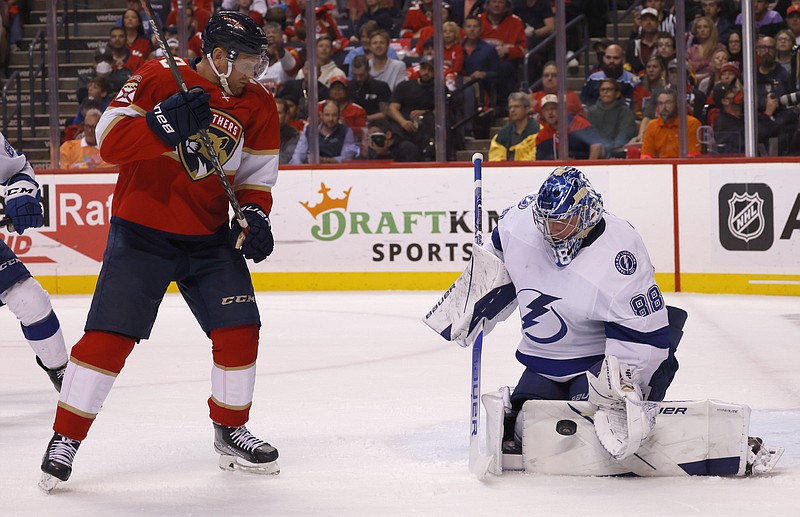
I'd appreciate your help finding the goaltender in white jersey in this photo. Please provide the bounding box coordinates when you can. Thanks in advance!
[425,166,782,476]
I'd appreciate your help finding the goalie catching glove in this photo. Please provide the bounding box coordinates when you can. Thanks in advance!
[588,355,659,460]
[232,204,274,263]
[3,173,43,234]
[145,87,212,148]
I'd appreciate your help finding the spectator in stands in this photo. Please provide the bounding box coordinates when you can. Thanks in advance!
[645,0,676,36]
[60,109,113,169]
[369,29,407,91]
[461,14,499,139]
[165,3,203,58]
[696,48,729,116]
[120,8,153,59]
[257,21,299,93]
[756,35,796,154]
[480,0,527,115]
[725,30,742,67]
[530,61,585,121]
[632,54,666,122]
[77,48,128,104]
[108,26,146,74]
[288,1,349,56]
[787,6,800,45]
[343,20,400,79]
[165,0,211,32]
[451,0,485,26]
[387,55,436,160]
[221,0,267,17]
[71,77,112,126]
[297,35,345,88]
[775,30,796,77]
[711,80,746,154]
[231,0,264,26]
[701,0,732,42]
[488,92,539,161]
[735,0,783,38]
[354,0,393,36]
[275,87,306,132]
[686,16,726,84]
[275,98,300,164]
[415,20,464,75]
[349,55,392,122]
[512,0,553,85]
[655,31,676,68]
[627,7,660,75]
[2,0,26,54]
[115,0,153,38]
[323,76,367,143]
[535,94,604,160]
[401,0,433,39]
[365,118,422,162]
[641,88,702,158]
[291,100,358,164]
[277,64,330,125]
[580,43,639,109]
[587,79,638,158]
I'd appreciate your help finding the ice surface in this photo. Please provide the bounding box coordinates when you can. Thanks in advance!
[1,292,798,516]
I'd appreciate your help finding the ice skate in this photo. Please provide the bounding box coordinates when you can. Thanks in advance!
[745,437,784,475]
[213,423,279,475]
[36,356,66,393]
[38,432,81,493]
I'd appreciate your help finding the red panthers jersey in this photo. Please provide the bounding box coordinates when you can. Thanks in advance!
[96,57,280,236]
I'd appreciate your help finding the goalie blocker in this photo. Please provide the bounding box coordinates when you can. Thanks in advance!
[482,390,784,477]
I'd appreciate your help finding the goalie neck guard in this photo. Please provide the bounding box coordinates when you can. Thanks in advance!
[201,11,269,95]
[532,166,604,267]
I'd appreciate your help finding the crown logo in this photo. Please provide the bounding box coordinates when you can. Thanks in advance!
[300,182,352,219]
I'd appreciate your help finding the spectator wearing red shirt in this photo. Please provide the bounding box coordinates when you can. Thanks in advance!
[415,21,464,75]
[529,62,585,121]
[401,0,434,39]
[108,27,146,74]
[121,8,153,60]
[319,76,368,143]
[288,2,349,55]
[165,0,212,31]
[480,0,527,114]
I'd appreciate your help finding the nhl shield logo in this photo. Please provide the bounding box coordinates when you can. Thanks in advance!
[718,183,773,251]
[727,192,764,242]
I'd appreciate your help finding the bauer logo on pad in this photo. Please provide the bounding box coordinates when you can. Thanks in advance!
[718,183,773,251]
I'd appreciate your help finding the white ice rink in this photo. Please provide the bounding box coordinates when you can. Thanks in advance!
[1,291,799,516]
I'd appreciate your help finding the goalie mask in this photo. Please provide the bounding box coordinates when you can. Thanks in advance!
[202,11,269,95]
[533,166,604,267]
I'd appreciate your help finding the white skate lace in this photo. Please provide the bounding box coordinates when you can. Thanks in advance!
[230,426,266,452]
[48,436,79,465]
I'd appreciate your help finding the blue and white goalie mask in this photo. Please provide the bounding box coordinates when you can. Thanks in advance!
[532,166,604,267]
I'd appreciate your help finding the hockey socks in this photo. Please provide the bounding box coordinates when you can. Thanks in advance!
[208,325,259,428]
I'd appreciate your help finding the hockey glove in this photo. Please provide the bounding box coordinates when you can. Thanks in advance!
[145,86,212,148]
[3,173,43,234]
[233,204,274,263]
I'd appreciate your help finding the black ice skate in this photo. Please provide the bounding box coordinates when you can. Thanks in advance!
[36,356,67,393]
[213,423,279,475]
[39,432,81,493]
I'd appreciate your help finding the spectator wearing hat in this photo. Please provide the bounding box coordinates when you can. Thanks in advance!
[641,88,702,158]
[703,60,741,126]
[387,55,436,160]
[587,78,638,157]
[580,43,640,110]
[321,75,367,147]
[291,100,358,164]
[535,94,604,161]
[627,7,661,75]
[711,81,747,154]
[60,109,113,169]
[349,55,392,123]
[488,92,539,161]
[365,119,423,162]
[787,5,800,45]
[642,0,676,36]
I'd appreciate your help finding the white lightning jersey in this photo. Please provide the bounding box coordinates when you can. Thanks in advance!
[0,132,35,184]
[487,200,670,388]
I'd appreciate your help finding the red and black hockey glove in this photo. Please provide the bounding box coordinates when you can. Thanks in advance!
[145,87,212,148]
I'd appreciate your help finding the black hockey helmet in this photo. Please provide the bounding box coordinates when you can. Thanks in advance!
[201,11,269,61]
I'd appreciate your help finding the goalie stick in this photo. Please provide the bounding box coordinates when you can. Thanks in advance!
[468,152,492,479]
[141,0,247,249]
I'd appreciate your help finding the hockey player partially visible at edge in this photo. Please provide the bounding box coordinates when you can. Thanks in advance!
[0,131,69,393]
[39,12,281,491]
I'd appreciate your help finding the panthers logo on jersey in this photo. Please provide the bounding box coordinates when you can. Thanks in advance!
[178,109,242,181]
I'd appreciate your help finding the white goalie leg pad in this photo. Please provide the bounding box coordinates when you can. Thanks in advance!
[1,277,67,367]
[423,245,517,347]
[481,387,512,475]
[515,399,766,476]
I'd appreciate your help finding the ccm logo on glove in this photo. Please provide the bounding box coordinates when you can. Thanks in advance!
[3,173,43,234]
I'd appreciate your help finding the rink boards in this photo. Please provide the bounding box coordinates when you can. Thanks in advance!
[2,159,798,295]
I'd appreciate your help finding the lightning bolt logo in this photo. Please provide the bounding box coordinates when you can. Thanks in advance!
[520,289,568,344]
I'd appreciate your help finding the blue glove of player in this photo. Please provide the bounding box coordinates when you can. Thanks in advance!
[233,204,274,263]
[3,173,43,234]
[145,86,212,148]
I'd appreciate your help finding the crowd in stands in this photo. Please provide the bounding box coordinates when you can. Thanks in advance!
[2,0,799,166]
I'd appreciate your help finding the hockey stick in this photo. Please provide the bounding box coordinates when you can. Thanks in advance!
[468,152,492,478]
[141,0,247,248]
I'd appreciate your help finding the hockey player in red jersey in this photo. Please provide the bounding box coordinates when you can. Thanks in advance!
[39,12,281,492]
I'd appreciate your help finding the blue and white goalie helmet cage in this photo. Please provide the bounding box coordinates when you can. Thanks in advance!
[533,166,604,267]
